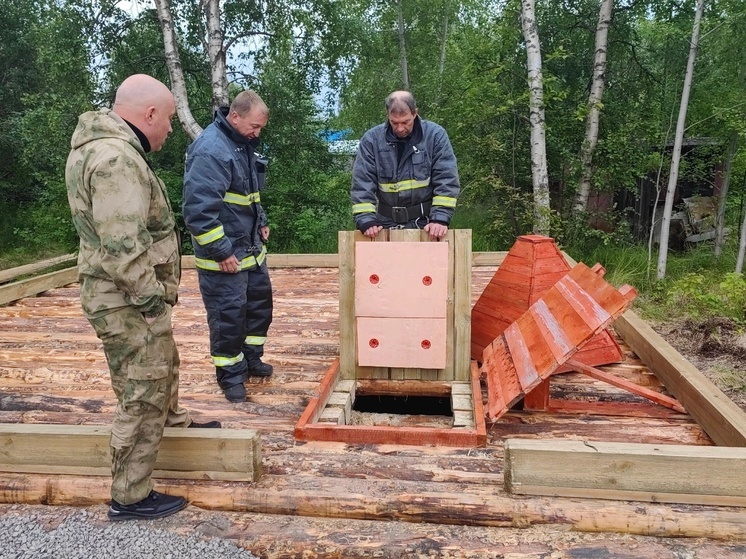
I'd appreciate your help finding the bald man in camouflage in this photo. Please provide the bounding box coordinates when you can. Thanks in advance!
[66,74,219,521]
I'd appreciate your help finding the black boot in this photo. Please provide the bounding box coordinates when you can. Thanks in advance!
[108,490,187,521]
[223,382,246,402]
[247,359,273,377]
[188,420,222,428]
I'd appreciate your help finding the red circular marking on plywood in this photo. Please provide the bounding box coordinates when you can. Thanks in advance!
[369,338,379,348]
[422,276,432,286]
[369,274,379,284]
[421,340,431,349]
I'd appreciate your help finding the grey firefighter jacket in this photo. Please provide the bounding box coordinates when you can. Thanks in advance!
[351,116,459,232]
[183,108,268,272]
[66,108,180,320]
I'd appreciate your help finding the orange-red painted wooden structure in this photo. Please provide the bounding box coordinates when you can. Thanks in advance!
[471,235,626,410]
[481,262,637,420]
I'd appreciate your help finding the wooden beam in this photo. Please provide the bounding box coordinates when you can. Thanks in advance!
[453,229,472,381]
[181,254,340,269]
[472,252,507,267]
[0,424,262,482]
[0,267,79,306]
[355,379,453,397]
[566,359,686,413]
[0,254,77,284]
[1,473,745,540]
[614,310,746,446]
[294,358,341,434]
[504,438,746,507]
[180,251,505,269]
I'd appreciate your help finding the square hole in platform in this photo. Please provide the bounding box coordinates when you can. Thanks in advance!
[350,394,454,428]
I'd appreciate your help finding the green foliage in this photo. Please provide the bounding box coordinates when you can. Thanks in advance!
[253,37,354,253]
[665,272,746,323]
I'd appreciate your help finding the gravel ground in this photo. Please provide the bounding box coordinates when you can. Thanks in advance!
[0,507,258,559]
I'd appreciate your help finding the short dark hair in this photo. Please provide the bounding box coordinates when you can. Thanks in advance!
[230,90,269,117]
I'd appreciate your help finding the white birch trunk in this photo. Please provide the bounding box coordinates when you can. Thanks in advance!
[737,195,746,273]
[204,0,229,110]
[521,0,551,235]
[396,0,410,90]
[438,5,449,76]
[656,0,705,280]
[575,0,613,213]
[153,0,203,140]
[714,132,737,257]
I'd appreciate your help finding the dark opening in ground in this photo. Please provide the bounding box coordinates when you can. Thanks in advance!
[352,395,453,416]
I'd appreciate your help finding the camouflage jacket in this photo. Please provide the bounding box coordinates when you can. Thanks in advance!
[65,108,180,319]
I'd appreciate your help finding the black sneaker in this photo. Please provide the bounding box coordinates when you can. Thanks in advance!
[108,490,187,521]
[187,420,222,428]
[248,360,273,377]
[223,383,246,402]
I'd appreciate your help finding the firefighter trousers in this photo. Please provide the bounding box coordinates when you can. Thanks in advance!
[197,261,273,389]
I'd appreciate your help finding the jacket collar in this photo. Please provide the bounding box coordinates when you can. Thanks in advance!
[123,119,151,153]
[384,115,424,146]
[214,107,258,149]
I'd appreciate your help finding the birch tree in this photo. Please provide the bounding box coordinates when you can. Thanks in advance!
[520,0,550,235]
[153,0,202,139]
[438,1,449,76]
[737,199,746,273]
[574,0,613,213]
[656,0,706,280]
[203,0,229,110]
[714,132,737,257]
[395,0,410,89]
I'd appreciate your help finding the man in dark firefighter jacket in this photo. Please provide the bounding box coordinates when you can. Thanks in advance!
[183,90,273,403]
[351,91,460,241]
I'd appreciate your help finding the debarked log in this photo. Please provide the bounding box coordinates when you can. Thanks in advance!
[0,473,744,540]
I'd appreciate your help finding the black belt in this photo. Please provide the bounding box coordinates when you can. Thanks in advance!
[377,200,432,224]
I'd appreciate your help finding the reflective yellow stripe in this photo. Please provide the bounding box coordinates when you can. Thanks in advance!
[194,257,221,271]
[194,225,225,246]
[239,246,267,270]
[352,202,376,215]
[432,195,457,208]
[195,245,267,272]
[212,353,244,367]
[378,178,430,193]
[244,336,266,346]
[224,192,261,205]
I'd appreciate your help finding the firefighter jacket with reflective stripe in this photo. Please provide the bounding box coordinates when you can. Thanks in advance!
[351,116,460,232]
[66,108,180,320]
[183,108,268,271]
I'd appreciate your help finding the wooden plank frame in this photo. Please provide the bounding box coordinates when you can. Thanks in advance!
[0,267,79,307]
[0,424,262,482]
[294,360,487,447]
[338,229,472,382]
[0,253,77,284]
[504,438,746,507]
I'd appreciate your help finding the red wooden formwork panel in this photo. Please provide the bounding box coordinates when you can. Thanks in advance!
[470,235,624,372]
[483,262,637,420]
[357,317,447,369]
[355,241,448,318]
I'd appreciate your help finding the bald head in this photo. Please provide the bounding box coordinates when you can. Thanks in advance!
[112,74,176,152]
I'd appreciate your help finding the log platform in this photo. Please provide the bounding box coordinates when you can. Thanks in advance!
[1,256,746,557]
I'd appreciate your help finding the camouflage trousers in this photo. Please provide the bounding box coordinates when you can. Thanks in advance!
[88,304,190,505]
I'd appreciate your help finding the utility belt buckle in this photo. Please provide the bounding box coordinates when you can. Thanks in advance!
[390,206,410,224]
